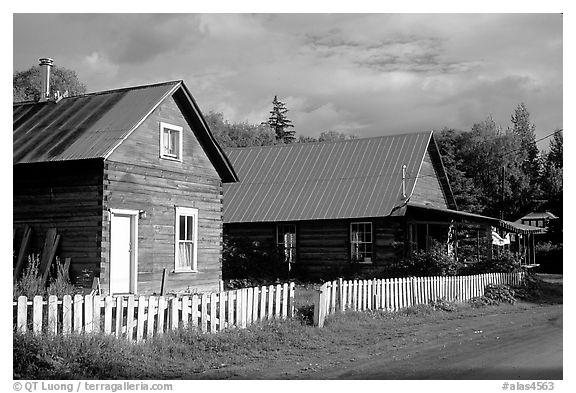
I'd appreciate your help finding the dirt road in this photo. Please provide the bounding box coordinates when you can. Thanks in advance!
[209,303,562,380]
[311,304,562,379]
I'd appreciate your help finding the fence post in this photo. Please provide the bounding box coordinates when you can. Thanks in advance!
[313,283,328,328]
[33,296,43,335]
[289,282,295,317]
[338,278,344,312]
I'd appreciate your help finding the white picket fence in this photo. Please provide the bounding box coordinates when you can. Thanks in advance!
[313,272,525,327]
[13,282,295,341]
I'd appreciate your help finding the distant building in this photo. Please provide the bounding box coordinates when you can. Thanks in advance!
[517,212,559,231]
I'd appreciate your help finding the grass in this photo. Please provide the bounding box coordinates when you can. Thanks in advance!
[14,274,561,380]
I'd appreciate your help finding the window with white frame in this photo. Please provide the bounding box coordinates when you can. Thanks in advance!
[175,207,198,271]
[160,122,183,161]
[351,222,373,263]
[277,224,297,266]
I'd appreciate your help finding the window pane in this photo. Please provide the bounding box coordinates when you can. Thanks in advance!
[178,242,194,269]
[179,216,186,240]
[169,130,178,155]
[186,216,193,240]
[163,130,170,154]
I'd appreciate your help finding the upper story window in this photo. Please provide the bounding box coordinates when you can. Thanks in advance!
[160,122,183,161]
[351,222,373,263]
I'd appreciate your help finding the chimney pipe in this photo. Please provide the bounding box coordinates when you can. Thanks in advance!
[39,58,54,102]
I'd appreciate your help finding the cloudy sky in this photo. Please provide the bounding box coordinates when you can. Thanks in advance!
[13,13,562,146]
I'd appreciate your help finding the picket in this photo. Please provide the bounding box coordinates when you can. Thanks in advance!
[63,295,72,335]
[33,296,43,335]
[312,272,523,328]
[48,295,58,335]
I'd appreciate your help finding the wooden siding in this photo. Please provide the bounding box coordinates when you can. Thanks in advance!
[104,95,223,294]
[409,149,448,209]
[224,217,406,279]
[13,160,104,287]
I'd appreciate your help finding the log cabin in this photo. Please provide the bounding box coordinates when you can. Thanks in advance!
[223,131,543,278]
[13,61,238,294]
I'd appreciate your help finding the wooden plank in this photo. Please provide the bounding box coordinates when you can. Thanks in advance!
[92,295,101,333]
[275,284,281,319]
[104,296,113,334]
[126,295,135,340]
[227,291,235,328]
[210,293,217,333]
[181,296,190,329]
[114,296,123,337]
[62,295,72,335]
[252,287,260,323]
[146,296,156,339]
[33,296,43,335]
[282,283,289,319]
[13,226,31,280]
[267,286,274,320]
[191,294,199,328]
[201,294,208,332]
[170,297,179,331]
[246,287,253,325]
[156,296,166,335]
[46,295,58,335]
[219,292,226,331]
[160,268,167,296]
[289,282,295,317]
[17,296,28,334]
[136,296,146,342]
[259,286,267,321]
[240,288,248,328]
[367,280,372,310]
[74,294,83,334]
[39,229,59,286]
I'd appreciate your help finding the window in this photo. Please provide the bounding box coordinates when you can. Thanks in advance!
[351,222,373,263]
[160,122,183,161]
[277,224,297,267]
[175,207,198,271]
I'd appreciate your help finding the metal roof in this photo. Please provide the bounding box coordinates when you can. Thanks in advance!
[408,203,546,234]
[13,81,179,163]
[223,132,433,223]
[518,211,559,220]
[13,80,238,183]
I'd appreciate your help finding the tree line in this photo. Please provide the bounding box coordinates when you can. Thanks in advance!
[14,65,562,223]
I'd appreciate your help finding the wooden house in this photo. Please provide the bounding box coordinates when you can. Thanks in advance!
[223,132,542,278]
[13,77,238,295]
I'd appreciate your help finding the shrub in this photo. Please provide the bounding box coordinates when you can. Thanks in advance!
[535,241,563,273]
[222,235,287,281]
[397,240,463,276]
[13,254,44,298]
[469,283,516,307]
[47,258,77,297]
[464,250,523,275]
[429,297,458,312]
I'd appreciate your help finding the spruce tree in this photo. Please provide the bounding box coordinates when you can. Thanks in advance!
[265,95,295,143]
[510,103,541,185]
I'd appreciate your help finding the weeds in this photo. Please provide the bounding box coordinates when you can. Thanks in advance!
[14,255,77,299]
[13,254,44,298]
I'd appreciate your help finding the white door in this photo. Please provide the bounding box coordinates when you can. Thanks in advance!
[110,210,138,294]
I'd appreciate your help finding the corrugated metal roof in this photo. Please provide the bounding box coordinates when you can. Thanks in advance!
[223,132,432,223]
[518,211,559,220]
[408,203,546,234]
[13,81,179,163]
